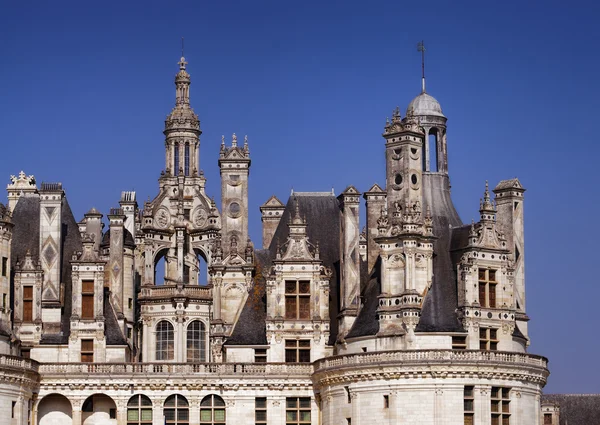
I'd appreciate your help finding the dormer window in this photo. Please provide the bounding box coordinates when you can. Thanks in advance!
[285,280,310,320]
[81,280,95,319]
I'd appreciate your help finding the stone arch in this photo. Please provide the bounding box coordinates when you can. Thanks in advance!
[37,393,72,425]
[82,393,117,425]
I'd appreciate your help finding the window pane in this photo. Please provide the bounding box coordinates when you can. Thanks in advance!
[286,399,297,408]
[298,349,311,363]
[214,409,225,421]
[201,397,212,407]
[299,398,311,408]
[164,409,175,420]
[286,411,297,421]
[165,396,176,407]
[127,410,139,421]
[299,340,310,348]
[256,398,266,408]
[300,411,311,421]
[285,297,297,319]
[299,297,310,319]
[285,281,296,293]
[178,409,189,420]
[23,286,33,298]
[141,396,152,407]
[141,409,152,421]
[213,397,225,407]
[200,410,211,421]
[298,281,310,294]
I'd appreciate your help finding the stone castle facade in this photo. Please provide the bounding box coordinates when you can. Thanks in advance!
[0,56,553,425]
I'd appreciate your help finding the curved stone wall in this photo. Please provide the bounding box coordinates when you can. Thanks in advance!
[312,350,549,425]
[0,354,40,425]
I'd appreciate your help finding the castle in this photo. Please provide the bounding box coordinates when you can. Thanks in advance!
[0,54,558,425]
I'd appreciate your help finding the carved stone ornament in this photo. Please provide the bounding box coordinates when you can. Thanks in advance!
[194,207,208,228]
[155,208,170,229]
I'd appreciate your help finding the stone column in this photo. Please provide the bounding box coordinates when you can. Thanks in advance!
[72,399,83,425]
[477,385,491,425]
[116,399,127,425]
[177,317,185,362]
[153,402,163,425]
[213,278,222,321]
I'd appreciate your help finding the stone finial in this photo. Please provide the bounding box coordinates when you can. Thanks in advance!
[244,135,248,152]
[232,133,237,147]
[221,135,225,150]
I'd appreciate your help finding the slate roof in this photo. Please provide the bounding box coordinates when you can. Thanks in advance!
[227,193,341,345]
[542,394,600,425]
[103,288,127,346]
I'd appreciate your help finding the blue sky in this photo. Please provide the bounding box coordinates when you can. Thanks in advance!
[1,0,599,393]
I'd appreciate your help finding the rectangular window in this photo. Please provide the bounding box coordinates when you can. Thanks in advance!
[255,397,267,425]
[285,339,310,363]
[452,335,467,350]
[464,386,474,425]
[81,339,94,363]
[480,328,499,351]
[544,413,553,424]
[491,387,510,425]
[81,280,94,319]
[2,257,7,277]
[11,401,16,418]
[128,298,133,309]
[254,348,267,363]
[2,293,6,309]
[109,408,117,419]
[23,286,33,322]
[285,280,311,320]
[21,349,30,359]
[286,397,311,425]
[383,395,389,409]
[478,269,497,308]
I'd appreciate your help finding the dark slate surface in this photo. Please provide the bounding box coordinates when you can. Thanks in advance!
[225,249,269,346]
[100,228,136,248]
[542,394,600,425]
[345,258,381,338]
[104,288,127,345]
[416,173,464,332]
[228,193,341,345]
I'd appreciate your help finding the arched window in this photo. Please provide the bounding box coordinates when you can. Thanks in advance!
[174,144,180,176]
[186,320,206,362]
[184,143,190,176]
[156,320,174,361]
[428,128,438,172]
[200,395,226,425]
[127,394,153,425]
[164,395,189,425]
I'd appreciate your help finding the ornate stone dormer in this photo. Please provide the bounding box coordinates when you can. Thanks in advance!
[265,199,332,362]
[13,250,43,345]
[6,171,37,213]
[454,182,519,351]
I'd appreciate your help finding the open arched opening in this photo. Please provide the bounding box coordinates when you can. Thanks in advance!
[38,394,72,425]
[82,393,117,425]
[184,143,190,176]
[153,248,172,286]
[190,247,209,286]
[428,128,438,172]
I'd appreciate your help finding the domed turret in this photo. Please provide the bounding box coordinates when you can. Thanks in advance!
[406,92,445,118]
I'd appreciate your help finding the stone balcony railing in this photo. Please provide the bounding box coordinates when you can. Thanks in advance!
[140,284,212,300]
[314,349,548,372]
[0,353,39,372]
[38,362,312,377]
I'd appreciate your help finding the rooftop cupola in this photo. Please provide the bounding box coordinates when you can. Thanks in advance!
[404,41,448,174]
[163,53,201,177]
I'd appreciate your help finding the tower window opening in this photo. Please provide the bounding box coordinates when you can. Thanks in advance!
[428,130,438,172]
[174,144,180,176]
[184,143,190,176]
[394,174,403,185]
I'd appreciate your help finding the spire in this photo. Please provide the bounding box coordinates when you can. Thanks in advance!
[174,47,191,107]
[479,181,496,220]
[417,40,426,93]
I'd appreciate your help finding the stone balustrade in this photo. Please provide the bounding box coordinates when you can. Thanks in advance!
[39,361,312,377]
[314,349,548,372]
[141,284,212,300]
[0,353,39,372]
